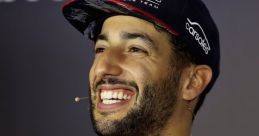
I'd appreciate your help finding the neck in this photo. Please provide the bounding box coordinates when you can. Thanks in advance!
[158,103,194,136]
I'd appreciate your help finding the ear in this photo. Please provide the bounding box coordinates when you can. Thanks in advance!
[182,65,212,101]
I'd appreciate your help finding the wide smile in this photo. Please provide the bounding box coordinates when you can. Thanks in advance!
[97,84,136,112]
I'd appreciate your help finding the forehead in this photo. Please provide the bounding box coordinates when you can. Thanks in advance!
[100,15,171,44]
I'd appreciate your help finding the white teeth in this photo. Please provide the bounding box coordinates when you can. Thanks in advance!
[101,92,104,99]
[118,92,123,99]
[112,92,118,99]
[123,94,128,100]
[107,91,112,99]
[103,100,108,104]
[103,91,107,97]
[100,91,132,101]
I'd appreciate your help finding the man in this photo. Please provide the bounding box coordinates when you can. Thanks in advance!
[63,0,219,136]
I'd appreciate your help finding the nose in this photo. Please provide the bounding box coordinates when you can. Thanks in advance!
[94,50,123,78]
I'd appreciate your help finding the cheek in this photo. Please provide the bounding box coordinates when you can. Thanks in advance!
[89,64,96,90]
[125,59,171,97]
[128,60,169,83]
[124,61,157,93]
[126,62,151,80]
[89,65,100,105]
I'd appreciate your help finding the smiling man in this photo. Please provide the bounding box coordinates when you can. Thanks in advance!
[63,0,219,136]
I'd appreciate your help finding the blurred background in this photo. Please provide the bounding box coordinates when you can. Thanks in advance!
[1,0,259,136]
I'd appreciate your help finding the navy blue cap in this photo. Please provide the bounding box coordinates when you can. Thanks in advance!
[62,0,220,90]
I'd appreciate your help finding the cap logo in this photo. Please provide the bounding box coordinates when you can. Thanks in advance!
[186,18,211,55]
[122,0,162,9]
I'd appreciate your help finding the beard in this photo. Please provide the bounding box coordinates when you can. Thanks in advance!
[89,70,180,136]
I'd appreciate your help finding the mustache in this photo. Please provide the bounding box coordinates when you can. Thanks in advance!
[95,77,139,92]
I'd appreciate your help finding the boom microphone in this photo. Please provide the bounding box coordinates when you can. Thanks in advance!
[74,96,88,103]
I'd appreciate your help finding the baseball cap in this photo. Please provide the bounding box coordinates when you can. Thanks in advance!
[62,0,220,90]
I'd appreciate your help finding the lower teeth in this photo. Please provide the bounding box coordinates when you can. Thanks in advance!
[102,99,121,104]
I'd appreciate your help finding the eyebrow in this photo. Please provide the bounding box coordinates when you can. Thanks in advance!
[96,34,108,41]
[96,31,156,49]
[121,31,155,49]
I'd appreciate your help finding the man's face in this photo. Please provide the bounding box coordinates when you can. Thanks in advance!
[89,15,181,136]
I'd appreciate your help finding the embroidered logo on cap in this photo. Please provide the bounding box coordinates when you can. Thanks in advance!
[123,0,162,9]
[186,18,211,54]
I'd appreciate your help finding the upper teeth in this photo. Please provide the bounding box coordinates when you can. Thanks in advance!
[100,91,131,100]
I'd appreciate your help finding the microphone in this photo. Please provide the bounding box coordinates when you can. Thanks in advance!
[74,96,88,103]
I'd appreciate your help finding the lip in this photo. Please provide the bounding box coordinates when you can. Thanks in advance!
[96,84,136,112]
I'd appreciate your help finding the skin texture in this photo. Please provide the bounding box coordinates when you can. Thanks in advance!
[89,15,212,136]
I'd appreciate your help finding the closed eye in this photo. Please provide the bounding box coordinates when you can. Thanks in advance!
[95,47,105,54]
[129,47,148,54]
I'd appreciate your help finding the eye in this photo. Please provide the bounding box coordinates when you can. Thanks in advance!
[129,47,148,54]
[95,47,105,54]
